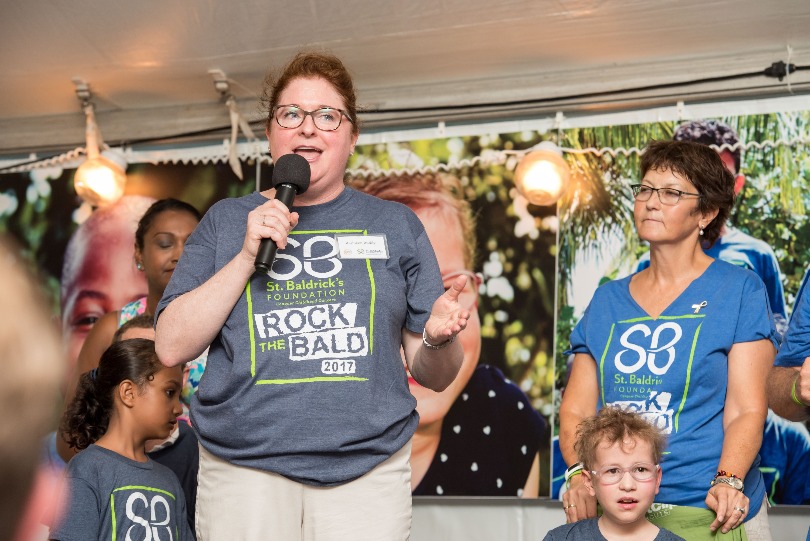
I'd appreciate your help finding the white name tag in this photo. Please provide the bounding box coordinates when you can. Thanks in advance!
[336,234,389,259]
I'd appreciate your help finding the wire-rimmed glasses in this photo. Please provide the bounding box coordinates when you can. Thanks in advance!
[441,270,483,311]
[590,463,660,485]
[631,184,701,206]
[272,105,353,131]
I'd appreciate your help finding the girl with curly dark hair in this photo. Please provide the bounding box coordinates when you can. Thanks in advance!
[52,338,193,540]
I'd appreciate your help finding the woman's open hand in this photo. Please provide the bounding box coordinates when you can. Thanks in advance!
[424,274,470,344]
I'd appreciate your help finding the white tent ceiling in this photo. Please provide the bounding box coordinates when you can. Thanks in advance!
[2,0,810,155]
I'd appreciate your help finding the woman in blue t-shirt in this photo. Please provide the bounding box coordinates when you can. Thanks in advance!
[559,140,778,540]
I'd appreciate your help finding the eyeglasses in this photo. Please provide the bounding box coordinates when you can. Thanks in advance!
[590,463,660,485]
[442,270,483,311]
[272,105,353,131]
[630,184,702,206]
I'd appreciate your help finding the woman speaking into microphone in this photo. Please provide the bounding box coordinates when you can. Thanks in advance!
[155,52,469,540]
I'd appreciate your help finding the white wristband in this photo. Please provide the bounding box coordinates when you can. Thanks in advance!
[564,462,584,483]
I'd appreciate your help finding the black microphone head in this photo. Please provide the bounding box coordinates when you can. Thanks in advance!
[272,154,311,194]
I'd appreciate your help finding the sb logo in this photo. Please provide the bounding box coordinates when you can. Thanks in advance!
[614,322,682,375]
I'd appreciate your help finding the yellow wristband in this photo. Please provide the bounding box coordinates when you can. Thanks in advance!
[791,375,808,407]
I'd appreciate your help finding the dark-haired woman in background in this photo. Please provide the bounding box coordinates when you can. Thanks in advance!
[559,140,778,540]
[50,198,201,464]
[73,198,202,383]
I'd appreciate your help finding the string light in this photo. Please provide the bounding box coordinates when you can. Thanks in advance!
[72,82,127,207]
[4,113,809,181]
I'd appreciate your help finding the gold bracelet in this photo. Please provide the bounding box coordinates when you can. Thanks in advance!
[791,374,808,407]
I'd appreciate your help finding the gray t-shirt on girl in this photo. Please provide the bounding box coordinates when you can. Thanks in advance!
[50,444,193,541]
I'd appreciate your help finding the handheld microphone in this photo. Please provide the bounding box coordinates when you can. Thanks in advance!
[254,153,311,275]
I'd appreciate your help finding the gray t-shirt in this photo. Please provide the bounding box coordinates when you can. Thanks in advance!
[157,187,443,486]
[50,445,193,541]
[543,518,685,541]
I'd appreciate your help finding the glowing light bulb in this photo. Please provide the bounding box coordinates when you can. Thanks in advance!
[73,150,127,207]
[513,142,570,206]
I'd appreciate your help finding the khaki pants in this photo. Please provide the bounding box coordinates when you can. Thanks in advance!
[195,442,412,541]
[742,497,772,541]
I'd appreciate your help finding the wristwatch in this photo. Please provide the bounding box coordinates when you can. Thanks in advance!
[711,476,744,491]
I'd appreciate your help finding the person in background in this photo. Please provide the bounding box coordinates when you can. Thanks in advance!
[758,412,810,505]
[0,236,64,541]
[561,140,778,539]
[768,267,810,422]
[71,198,202,411]
[155,51,469,540]
[50,338,193,541]
[60,195,154,371]
[48,199,202,474]
[352,172,548,497]
[112,312,160,342]
[544,407,684,541]
[636,119,787,334]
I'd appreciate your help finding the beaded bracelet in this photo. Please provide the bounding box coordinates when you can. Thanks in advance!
[715,470,740,480]
[791,374,808,407]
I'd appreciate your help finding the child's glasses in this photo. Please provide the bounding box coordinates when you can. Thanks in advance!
[590,463,659,485]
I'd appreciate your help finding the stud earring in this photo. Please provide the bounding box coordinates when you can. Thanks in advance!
[136,261,144,271]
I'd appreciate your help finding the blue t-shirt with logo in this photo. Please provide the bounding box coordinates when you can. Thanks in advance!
[568,259,778,515]
[50,445,193,541]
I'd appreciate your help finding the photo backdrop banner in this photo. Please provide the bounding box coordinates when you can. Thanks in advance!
[1,109,808,503]
[0,131,558,498]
